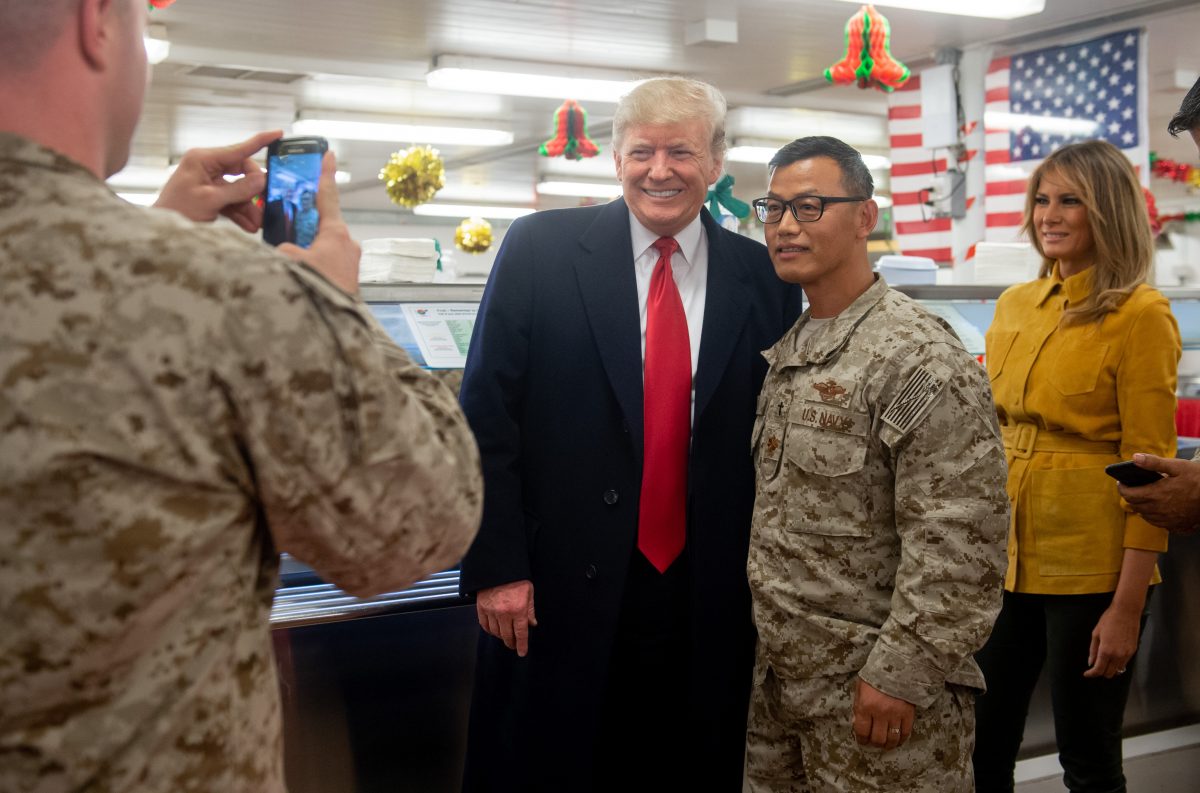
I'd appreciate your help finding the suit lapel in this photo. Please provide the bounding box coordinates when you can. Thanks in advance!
[573,199,645,460]
[694,209,752,423]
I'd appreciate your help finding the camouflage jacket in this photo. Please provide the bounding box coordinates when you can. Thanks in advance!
[0,134,482,793]
[748,277,1008,710]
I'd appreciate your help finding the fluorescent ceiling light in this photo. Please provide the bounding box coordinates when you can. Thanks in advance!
[984,111,1099,137]
[727,146,891,171]
[118,192,159,206]
[292,118,512,146]
[301,74,506,116]
[107,164,177,190]
[412,203,536,220]
[428,55,642,103]
[829,0,1044,19]
[540,156,617,179]
[143,24,169,64]
[727,107,888,149]
[438,183,538,204]
[536,181,622,198]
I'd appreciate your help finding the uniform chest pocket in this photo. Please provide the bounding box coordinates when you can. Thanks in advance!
[781,426,873,537]
[986,330,1018,381]
[784,426,869,477]
[1052,342,1109,396]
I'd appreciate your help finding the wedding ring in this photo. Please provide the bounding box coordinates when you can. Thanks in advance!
[890,727,901,734]
[1117,668,1127,674]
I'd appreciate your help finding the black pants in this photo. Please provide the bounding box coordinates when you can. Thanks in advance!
[973,590,1149,793]
[592,551,694,793]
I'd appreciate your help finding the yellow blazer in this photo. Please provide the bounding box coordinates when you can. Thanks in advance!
[986,265,1180,594]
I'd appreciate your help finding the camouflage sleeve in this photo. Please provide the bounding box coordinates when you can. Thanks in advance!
[860,343,1009,708]
[218,260,482,598]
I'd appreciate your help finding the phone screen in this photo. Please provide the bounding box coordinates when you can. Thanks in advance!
[263,149,323,248]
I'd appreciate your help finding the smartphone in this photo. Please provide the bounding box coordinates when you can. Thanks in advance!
[263,136,328,248]
[1104,460,1163,488]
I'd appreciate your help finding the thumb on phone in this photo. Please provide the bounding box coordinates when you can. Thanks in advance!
[313,151,344,229]
[1132,453,1190,477]
[277,151,360,295]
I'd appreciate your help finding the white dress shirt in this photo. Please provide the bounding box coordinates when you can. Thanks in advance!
[629,213,708,424]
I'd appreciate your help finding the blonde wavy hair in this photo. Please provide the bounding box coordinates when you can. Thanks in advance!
[612,76,727,159]
[1020,139,1153,325]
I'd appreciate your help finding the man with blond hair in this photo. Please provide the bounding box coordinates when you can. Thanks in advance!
[459,76,802,791]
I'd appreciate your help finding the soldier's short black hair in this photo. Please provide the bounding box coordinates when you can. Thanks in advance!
[768,136,874,198]
[1167,75,1200,137]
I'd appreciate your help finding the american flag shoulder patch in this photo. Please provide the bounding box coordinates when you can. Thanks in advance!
[882,365,947,434]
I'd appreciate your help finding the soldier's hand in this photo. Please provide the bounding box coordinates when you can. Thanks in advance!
[475,579,537,657]
[853,676,915,751]
[277,152,361,295]
[1118,453,1200,534]
[154,130,281,232]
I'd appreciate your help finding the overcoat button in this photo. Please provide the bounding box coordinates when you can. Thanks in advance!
[603,489,619,505]
[585,564,598,580]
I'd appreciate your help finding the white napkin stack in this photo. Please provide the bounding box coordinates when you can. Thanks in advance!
[972,242,1042,285]
[359,238,439,283]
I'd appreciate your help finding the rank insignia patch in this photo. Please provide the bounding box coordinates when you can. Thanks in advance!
[812,378,851,407]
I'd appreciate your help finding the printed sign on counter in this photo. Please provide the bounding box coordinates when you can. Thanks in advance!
[401,303,477,369]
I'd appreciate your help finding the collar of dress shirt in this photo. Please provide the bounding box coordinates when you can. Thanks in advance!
[628,212,705,272]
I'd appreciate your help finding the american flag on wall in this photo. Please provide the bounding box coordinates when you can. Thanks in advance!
[887,74,955,264]
[983,29,1148,244]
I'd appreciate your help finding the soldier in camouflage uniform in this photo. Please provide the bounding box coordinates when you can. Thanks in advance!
[745,137,1008,793]
[0,2,482,792]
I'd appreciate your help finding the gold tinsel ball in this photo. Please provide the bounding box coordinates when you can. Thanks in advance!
[455,217,493,254]
[379,145,445,208]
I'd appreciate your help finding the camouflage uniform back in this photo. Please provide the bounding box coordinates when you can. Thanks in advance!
[0,133,481,793]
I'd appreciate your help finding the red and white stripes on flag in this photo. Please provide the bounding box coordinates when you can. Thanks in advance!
[983,29,1148,244]
[887,74,954,265]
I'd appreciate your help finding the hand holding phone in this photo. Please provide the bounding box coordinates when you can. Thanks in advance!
[263,136,328,248]
[1105,460,1164,488]
[153,129,280,230]
[274,150,361,295]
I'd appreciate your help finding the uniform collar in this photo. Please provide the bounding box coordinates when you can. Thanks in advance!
[766,275,890,368]
[0,132,103,184]
[1034,261,1094,308]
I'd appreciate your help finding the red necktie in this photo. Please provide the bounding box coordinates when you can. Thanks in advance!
[638,236,690,573]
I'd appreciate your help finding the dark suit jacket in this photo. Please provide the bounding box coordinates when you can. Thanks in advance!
[458,198,802,792]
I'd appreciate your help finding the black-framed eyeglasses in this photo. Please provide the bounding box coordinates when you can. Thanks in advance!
[752,195,869,224]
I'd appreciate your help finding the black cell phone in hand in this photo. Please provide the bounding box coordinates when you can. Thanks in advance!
[262,136,327,248]
[1105,460,1163,487]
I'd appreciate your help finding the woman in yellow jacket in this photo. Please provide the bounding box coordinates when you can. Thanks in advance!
[972,139,1180,793]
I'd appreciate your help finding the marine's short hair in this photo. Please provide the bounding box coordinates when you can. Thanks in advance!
[767,136,875,198]
[0,0,80,72]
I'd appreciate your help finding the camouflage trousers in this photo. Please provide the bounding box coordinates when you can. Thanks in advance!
[745,667,976,793]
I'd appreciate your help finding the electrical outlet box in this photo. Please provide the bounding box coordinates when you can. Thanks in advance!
[949,169,967,219]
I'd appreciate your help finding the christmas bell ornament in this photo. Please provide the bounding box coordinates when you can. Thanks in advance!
[825,4,910,93]
[539,100,601,161]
